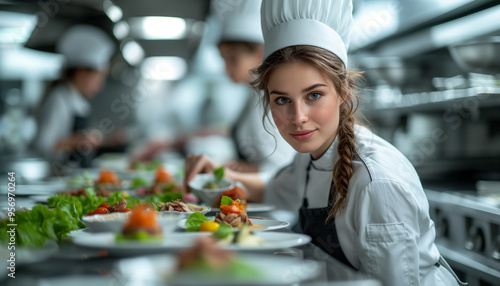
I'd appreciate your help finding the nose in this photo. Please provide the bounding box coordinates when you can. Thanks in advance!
[290,101,308,126]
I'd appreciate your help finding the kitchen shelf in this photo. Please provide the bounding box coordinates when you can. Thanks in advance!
[363,86,500,118]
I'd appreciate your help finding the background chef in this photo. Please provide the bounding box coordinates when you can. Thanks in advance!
[33,24,115,169]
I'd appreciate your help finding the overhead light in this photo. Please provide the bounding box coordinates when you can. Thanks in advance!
[140,57,187,81]
[0,11,36,46]
[103,0,123,23]
[121,40,145,66]
[113,21,129,40]
[430,5,500,47]
[130,17,187,40]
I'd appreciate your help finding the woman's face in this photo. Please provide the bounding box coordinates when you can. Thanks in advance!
[219,43,262,84]
[75,67,109,98]
[268,61,343,159]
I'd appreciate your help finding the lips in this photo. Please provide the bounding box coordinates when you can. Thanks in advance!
[290,130,316,141]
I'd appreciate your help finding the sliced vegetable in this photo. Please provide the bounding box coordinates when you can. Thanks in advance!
[220,200,245,216]
[199,222,220,232]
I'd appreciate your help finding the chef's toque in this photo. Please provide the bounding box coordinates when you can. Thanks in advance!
[219,0,264,44]
[57,25,115,69]
[261,0,353,66]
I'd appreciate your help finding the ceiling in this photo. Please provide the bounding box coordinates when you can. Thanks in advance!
[0,0,212,65]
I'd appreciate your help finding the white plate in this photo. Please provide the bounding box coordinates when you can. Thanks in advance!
[71,231,311,255]
[177,218,290,232]
[114,252,320,286]
[211,203,275,213]
[71,232,203,256]
[0,239,59,265]
[218,232,311,251]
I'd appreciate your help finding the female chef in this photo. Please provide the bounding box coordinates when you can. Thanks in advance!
[34,25,115,169]
[187,0,467,285]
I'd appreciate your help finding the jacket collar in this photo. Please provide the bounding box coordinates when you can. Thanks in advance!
[310,133,340,171]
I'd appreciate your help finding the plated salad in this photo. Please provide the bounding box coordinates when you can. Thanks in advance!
[184,196,256,232]
[116,205,163,242]
[176,236,261,281]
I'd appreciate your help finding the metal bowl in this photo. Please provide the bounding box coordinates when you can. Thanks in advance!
[358,57,421,87]
[449,36,500,75]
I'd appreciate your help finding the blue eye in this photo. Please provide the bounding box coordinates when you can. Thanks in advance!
[275,97,290,105]
[308,92,321,100]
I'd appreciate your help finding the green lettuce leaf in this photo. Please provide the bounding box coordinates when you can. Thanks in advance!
[214,166,224,182]
[185,212,211,232]
[220,196,233,206]
[213,223,234,239]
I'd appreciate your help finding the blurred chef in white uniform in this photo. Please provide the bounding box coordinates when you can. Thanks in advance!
[143,1,295,192]
[33,25,115,169]
[217,0,295,178]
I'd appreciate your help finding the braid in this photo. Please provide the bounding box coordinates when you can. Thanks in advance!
[328,110,356,222]
[327,73,359,222]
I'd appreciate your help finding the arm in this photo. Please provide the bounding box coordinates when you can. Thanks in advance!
[355,179,423,286]
[35,94,71,157]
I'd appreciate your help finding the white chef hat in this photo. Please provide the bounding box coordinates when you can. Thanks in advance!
[219,0,264,44]
[56,25,115,69]
[261,0,353,66]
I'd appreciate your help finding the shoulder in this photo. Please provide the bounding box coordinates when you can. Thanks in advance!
[351,125,421,189]
[346,126,428,217]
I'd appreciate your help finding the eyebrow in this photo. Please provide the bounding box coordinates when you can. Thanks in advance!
[269,83,327,96]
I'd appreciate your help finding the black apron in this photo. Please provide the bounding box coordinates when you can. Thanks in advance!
[66,115,94,168]
[299,162,355,269]
[231,95,255,161]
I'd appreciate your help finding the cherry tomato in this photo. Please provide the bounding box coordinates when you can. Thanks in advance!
[98,203,110,209]
[87,211,95,216]
[93,207,110,215]
[199,222,220,232]
[120,208,132,213]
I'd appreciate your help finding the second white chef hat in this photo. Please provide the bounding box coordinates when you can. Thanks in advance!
[261,0,353,66]
[219,0,264,44]
[57,25,115,69]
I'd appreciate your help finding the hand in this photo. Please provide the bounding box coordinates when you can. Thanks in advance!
[184,154,218,190]
[54,129,102,151]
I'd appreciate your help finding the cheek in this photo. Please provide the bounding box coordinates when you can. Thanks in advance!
[312,99,341,126]
[271,106,289,131]
[313,107,336,124]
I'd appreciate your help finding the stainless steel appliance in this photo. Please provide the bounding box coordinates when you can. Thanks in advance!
[427,189,500,285]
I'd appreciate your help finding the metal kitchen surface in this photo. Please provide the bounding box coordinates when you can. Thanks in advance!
[426,189,500,286]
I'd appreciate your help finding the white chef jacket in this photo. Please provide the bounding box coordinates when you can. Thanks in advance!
[34,83,91,160]
[233,90,296,183]
[265,125,460,286]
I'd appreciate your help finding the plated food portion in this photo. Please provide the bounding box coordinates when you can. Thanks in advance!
[179,196,289,233]
[113,236,319,285]
[116,204,164,242]
[135,166,185,196]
